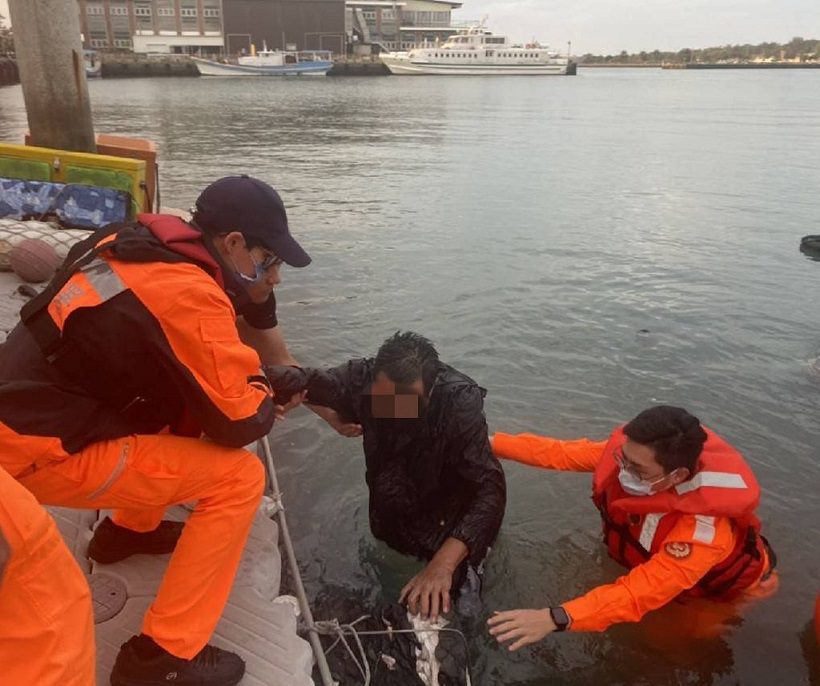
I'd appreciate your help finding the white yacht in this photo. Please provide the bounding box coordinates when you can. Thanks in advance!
[380,24,570,75]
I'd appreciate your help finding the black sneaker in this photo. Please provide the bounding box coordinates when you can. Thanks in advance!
[88,517,185,564]
[110,635,245,686]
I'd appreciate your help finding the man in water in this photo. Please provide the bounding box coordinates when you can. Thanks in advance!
[269,331,506,619]
[487,405,776,649]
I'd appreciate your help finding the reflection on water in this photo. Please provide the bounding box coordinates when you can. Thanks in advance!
[2,70,820,684]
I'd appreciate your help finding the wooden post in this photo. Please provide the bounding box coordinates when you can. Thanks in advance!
[7,0,96,152]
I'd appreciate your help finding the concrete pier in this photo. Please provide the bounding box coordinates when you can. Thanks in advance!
[102,53,200,78]
[8,0,96,151]
[328,60,390,76]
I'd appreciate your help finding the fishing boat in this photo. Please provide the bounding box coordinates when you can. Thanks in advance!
[192,48,334,77]
[380,23,570,75]
[84,49,101,78]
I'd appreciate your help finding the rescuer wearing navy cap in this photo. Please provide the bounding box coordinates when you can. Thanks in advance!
[0,175,310,685]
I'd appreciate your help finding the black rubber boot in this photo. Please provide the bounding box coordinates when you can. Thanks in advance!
[87,517,184,564]
[110,634,245,686]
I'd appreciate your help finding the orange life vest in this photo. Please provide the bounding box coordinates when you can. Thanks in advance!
[592,426,770,599]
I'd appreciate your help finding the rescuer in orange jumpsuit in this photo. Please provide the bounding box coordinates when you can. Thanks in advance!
[0,176,309,686]
[0,466,95,685]
[487,405,776,650]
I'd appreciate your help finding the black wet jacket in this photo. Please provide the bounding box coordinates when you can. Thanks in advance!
[289,360,506,565]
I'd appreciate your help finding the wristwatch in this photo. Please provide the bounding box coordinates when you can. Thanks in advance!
[549,606,571,632]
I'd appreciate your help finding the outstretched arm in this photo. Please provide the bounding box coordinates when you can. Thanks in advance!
[489,517,735,647]
[264,359,369,436]
[491,432,606,472]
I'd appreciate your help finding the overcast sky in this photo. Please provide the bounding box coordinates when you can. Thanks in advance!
[1,0,818,54]
[453,0,820,54]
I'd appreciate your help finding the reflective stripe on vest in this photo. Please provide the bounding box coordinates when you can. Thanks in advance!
[675,471,747,495]
[82,259,126,302]
[638,513,666,552]
[48,258,128,332]
[693,515,717,544]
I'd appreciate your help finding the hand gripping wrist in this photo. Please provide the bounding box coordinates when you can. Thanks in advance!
[263,365,308,405]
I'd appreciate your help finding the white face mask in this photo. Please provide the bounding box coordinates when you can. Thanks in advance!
[618,466,662,496]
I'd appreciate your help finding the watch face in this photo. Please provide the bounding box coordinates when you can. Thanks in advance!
[551,606,570,629]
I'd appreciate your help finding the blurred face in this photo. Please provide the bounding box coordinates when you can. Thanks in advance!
[369,371,426,420]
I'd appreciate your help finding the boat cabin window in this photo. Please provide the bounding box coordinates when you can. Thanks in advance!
[485,37,505,45]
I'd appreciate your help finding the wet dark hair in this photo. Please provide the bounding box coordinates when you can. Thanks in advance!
[374,331,439,394]
[623,405,708,473]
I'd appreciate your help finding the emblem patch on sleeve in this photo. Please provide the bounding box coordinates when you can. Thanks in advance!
[664,542,692,559]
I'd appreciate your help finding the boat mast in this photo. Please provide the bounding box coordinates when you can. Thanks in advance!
[7,0,96,152]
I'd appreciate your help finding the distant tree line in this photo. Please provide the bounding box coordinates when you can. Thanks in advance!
[581,36,820,64]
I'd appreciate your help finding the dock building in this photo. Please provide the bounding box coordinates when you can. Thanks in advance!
[346,0,463,52]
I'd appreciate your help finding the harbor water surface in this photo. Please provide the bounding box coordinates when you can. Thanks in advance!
[1,69,819,685]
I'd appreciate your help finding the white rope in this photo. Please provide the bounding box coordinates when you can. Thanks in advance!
[313,616,474,686]
[315,617,373,685]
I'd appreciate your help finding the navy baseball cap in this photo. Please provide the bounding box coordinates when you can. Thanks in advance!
[194,175,311,268]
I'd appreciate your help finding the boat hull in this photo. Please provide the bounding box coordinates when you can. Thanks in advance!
[191,57,332,77]
[380,53,569,75]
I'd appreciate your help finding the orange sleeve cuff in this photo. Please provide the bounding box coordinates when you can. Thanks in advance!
[562,594,613,633]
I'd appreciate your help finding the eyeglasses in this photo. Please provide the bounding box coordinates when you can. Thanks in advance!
[253,250,284,271]
[614,447,666,485]
[217,232,284,273]
[233,246,284,284]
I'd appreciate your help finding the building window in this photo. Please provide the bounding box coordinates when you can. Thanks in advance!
[113,38,132,48]
[362,10,376,20]
[381,9,395,20]
[86,5,104,15]
[134,7,152,17]
[90,38,109,47]
[110,6,128,16]
[180,8,198,18]
[203,8,220,18]
[158,8,176,16]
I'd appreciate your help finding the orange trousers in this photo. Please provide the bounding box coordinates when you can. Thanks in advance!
[0,465,95,686]
[13,433,265,659]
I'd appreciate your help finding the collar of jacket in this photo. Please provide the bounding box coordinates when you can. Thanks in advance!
[136,213,226,289]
